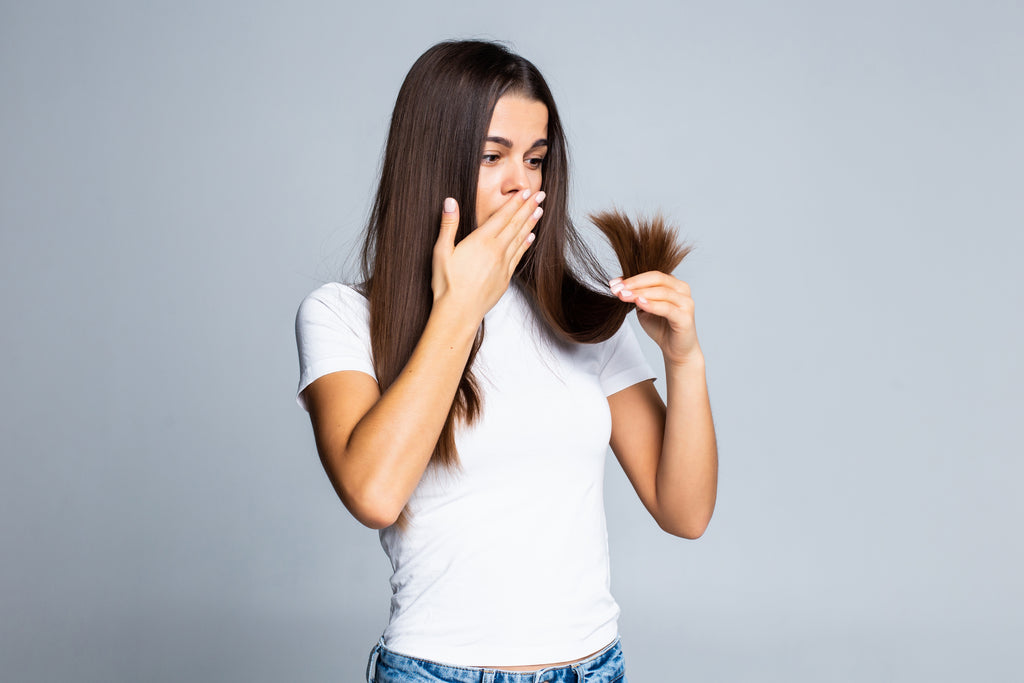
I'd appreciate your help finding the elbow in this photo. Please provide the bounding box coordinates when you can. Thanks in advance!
[656,508,714,540]
[653,487,717,539]
[353,508,400,531]
[659,519,709,540]
[319,448,406,530]
[338,482,405,530]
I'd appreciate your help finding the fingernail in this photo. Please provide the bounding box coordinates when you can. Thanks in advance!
[610,282,624,295]
[535,191,546,204]
[522,189,531,200]
[621,289,632,297]
[526,233,535,243]
[532,206,543,219]
[638,296,648,304]
[444,197,456,213]
[609,277,622,286]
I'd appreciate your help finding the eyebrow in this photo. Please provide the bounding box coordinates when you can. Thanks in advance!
[485,136,549,149]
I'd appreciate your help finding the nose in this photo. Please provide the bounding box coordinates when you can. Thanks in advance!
[501,163,531,196]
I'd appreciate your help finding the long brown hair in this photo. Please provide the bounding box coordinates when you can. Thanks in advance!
[360,40,689,480]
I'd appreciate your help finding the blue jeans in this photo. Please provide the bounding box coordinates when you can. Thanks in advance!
[366,637,627,683]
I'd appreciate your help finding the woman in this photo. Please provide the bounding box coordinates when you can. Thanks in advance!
[295,40,717,682]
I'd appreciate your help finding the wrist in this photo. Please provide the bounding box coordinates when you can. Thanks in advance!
[428,295,484,346]
[665,348,705,373]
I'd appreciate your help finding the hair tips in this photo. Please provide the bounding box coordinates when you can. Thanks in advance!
[588,209,691,280]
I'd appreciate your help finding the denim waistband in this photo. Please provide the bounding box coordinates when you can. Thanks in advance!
[367,637,624,683]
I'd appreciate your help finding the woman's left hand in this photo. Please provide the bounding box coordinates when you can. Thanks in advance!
[610,271,702,366]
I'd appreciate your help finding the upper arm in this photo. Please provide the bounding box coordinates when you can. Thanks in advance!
[302,370,381,501]
[294,283,379,484]
[608,379,666,518]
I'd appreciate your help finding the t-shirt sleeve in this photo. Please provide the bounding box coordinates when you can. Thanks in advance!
[598,319,657,396]
[294,283,376,411]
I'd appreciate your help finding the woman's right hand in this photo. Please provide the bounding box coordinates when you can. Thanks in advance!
[303,190,545,529]
[430,191,545,319]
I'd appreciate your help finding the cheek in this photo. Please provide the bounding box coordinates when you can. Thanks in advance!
[475,170,500,224]
[523,162,543,194]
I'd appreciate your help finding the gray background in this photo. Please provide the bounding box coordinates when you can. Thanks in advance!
[2,1,1021,681]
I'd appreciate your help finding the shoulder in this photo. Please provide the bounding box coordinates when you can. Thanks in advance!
[296,282,369,327]
[294,282,376,408]
[595,318,656,396]
[299,282,367,312]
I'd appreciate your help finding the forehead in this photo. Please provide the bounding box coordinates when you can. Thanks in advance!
[487,95,549,137]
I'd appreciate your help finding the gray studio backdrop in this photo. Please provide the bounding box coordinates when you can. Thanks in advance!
[2,1,1021,681]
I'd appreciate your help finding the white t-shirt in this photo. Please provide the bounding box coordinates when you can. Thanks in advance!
[295,282,655,665]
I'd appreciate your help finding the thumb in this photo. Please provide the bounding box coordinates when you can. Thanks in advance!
[436,197,460,251]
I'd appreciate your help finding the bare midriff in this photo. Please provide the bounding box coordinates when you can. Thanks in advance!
[476,645,603,672]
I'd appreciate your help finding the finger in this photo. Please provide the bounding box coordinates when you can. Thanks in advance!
[633,295,695,322]
[633,297,675,319]
[615,285,689,308]
[610,271,686,292]
[435,197,460,253]
[610,272,689,296]
[504,199,544,262]
[478,189,533,236]
[498,190,545,243]
[507,231,536,275]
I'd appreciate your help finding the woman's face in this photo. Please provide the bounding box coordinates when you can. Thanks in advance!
[475,94,549,228]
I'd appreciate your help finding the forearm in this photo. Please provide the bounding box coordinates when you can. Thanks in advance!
[335,298,481,527]
[655,353,718,538]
